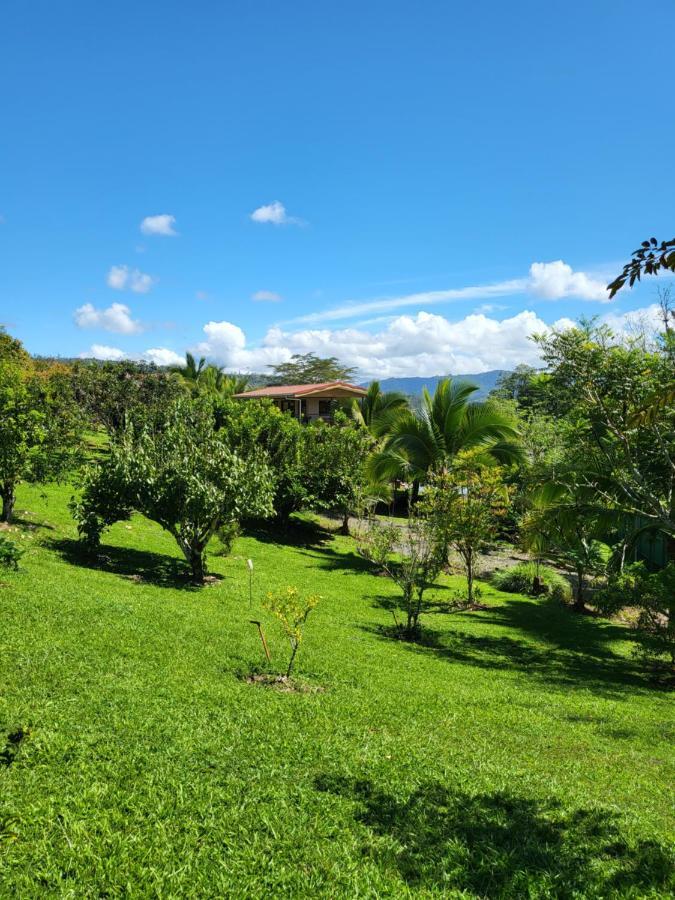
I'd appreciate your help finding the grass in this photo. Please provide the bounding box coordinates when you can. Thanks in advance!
[0,482,673,897]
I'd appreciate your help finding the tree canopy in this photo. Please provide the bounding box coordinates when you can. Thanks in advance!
[266,353,357,385]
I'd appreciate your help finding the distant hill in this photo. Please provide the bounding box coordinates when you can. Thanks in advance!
[368,370,507,400]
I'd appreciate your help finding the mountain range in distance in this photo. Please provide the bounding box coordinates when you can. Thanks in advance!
[364,370,507,399]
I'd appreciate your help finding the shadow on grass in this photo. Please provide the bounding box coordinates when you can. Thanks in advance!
[9,515,56,532]
[244,517,333,550]
[361,594,649,695]
[46,538,203,591]
[300,545,374,575]
[315,775,674,897]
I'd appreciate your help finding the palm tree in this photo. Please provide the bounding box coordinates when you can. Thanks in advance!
[171,352,207,394]
[351,381,409,437]
[368,378,523,498]
[171,354,250,397]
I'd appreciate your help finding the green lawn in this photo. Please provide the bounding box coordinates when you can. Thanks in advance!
[1,483,673,897]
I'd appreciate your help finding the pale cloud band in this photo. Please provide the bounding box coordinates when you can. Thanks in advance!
[252,290,283,302]
[79,302,661,379]
[289,260,611,325]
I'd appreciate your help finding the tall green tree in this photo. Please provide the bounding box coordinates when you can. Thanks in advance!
[534,321,675,545]
[368,378,522,493]
[304,417,374,534]
[72,360,183,434]
[72,398,274,583]
[266,353,357,385]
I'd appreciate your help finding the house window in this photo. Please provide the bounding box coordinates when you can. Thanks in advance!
[318,399,333,417]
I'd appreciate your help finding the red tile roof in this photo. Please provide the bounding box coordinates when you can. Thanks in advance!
[233,381,367,399]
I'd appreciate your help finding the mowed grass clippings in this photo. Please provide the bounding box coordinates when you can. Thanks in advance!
[0,483,673,897]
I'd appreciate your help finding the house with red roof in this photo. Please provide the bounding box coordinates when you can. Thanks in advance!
[233,381,367,422]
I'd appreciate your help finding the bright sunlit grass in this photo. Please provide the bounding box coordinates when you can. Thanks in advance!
[1,483,673,896]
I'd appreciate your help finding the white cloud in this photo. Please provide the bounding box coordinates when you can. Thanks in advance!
[80,345,184,366]
[106,264,156,294]
[193,303,662,378]
[74,302,143,335]
[80,344,127,361]
[193,309,563,377]
[106,265,129,290]
[142,347,184,366]
[528,260,610,303]
[289,260,611,325]
[252,290,283,302]
[140,214,178,236]
[250,201,303,225]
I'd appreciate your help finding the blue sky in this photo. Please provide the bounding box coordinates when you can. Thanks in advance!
[1,0,673,377]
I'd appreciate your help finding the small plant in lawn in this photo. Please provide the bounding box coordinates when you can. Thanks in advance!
[0,535,23,570]
[421,453,513,607]
[356,510,444,638]
[262,587,321,679]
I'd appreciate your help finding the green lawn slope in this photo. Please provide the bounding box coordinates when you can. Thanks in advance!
[1,483,673,897]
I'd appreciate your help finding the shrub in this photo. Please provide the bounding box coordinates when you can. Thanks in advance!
[596,563,675,678]
[0,534,23,570]
[491,562,571,603]
[356,512,444,637]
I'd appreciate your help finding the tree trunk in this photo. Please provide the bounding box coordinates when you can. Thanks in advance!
[1,482,15,524]
[573,566,586,613]
[466,549,474,604]
[189,546,206,584]
[286,640,299,679]
[340,512,350,536]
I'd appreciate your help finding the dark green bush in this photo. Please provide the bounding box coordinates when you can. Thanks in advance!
[491,562,571,602]
[0,534,23,570]
[596,563,675,677]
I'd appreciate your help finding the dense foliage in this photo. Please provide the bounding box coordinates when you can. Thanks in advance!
[0,338,82,522]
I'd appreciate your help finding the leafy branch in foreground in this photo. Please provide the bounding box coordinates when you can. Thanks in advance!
[608,237,675,298]
[72,399,274,584]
